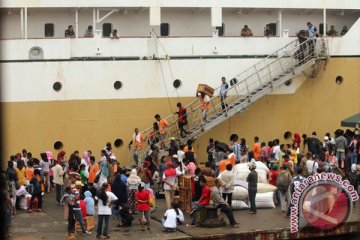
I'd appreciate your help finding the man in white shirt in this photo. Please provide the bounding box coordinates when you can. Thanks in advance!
[272,139,281,162]
[306,157,319,175]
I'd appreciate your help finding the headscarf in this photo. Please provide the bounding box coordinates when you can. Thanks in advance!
[293,133,301,145]
[82,151,90,166]
[127,169,141,185]
[100,161,109,177]
[46,151,54,160]
[83,151,90,160]
[40,152,48,162]
[57,150,66,163]
[111,174,127,205]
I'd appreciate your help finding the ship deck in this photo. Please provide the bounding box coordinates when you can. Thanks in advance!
[10,191,360,240]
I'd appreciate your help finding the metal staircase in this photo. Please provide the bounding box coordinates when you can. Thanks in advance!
[138,37,329,160]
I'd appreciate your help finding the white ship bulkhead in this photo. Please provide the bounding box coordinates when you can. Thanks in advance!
[0,0,360,165]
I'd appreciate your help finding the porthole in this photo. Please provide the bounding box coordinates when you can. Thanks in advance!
[53,82,62,91]
[335,76,343,85]
[114,138,123,148]
[173,79,182,89]
[284,79,292,86]
[230,78,238,86]
[284,131,292,139]
[54,140,64,150]
[114,81,122,90]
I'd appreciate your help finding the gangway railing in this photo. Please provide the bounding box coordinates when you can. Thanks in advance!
[135,37,328,162]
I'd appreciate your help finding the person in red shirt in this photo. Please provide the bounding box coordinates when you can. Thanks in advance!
[191,178,210,225]
[268,164,279,186]
[268,164,280,206]
[136,182,150,231]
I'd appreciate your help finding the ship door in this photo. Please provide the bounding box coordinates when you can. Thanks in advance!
[103,23,112,37]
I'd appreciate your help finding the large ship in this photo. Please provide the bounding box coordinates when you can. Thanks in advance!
[1,0,360,166]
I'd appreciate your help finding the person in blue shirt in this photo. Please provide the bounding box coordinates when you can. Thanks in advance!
[84,190,95,216]
[307,22,318,57]
[120,168,127,185]
[220,77,229,111]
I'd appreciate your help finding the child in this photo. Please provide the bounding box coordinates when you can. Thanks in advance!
[118,206,134,227]
[26,169,43,213]
[84,190,94,216]
[162,202,184,232]
[25,160,35,183]
[72,189,91,235]
[136,182,150,231]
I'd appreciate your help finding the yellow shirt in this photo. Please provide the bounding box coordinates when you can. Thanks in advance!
[291,149,298,164]
[16,167,27,185]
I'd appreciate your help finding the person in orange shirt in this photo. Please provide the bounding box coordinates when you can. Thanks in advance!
[26,160,35,182]
[252,136,261,161]
[198,92,210,120]
[184,139,195,153]
[88,156,100,187]
[218,157,231,174]
[128,128,145,166]
[155,114,168,143]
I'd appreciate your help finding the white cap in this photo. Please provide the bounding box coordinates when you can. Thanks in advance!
[172,154,178,159]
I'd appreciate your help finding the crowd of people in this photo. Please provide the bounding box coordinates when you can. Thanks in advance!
[1,126,359,238]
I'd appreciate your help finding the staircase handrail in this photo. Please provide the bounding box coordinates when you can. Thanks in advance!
[139,39,299,136]
[137,37,327,160]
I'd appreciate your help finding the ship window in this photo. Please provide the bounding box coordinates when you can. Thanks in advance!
[284,79,292,86]
[54,141,64,150]
[114,139,123,148]
[53,82,62,91]
[103,23,112,37]
[230,78,238,86]
[45,23,54,37]
[173,79,181,88]
[284,131,292,140]
[160,23,169,36]
[114,81,123,90]
[335,76,343,84]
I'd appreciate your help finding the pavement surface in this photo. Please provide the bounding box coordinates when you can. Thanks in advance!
[8,190,360,240]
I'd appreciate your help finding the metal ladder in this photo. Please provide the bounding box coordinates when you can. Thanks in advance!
[138,37,329,160]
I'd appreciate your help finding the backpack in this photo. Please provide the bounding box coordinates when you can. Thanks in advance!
[290,176,304,195]
[276,170,291,193]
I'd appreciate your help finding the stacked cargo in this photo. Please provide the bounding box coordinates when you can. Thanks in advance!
[177,174,216,213]
[178,175,193,213]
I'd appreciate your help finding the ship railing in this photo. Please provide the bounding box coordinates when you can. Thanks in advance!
[135,37,327,162]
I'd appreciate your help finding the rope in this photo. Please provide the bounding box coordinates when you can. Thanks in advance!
[158,56,175,114]
[151,29,181,102]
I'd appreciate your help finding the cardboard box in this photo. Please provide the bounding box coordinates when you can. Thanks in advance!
[178,175,193,190]
[205,176,215,188]
[197,84,215,97]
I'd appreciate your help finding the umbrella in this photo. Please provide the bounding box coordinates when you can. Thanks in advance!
[341,113,360,128]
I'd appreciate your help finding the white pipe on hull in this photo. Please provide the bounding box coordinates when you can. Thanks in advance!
[24,7,27,39]
[20,8,24,39]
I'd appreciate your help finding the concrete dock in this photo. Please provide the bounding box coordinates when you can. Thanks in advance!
[9,191,360,240]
